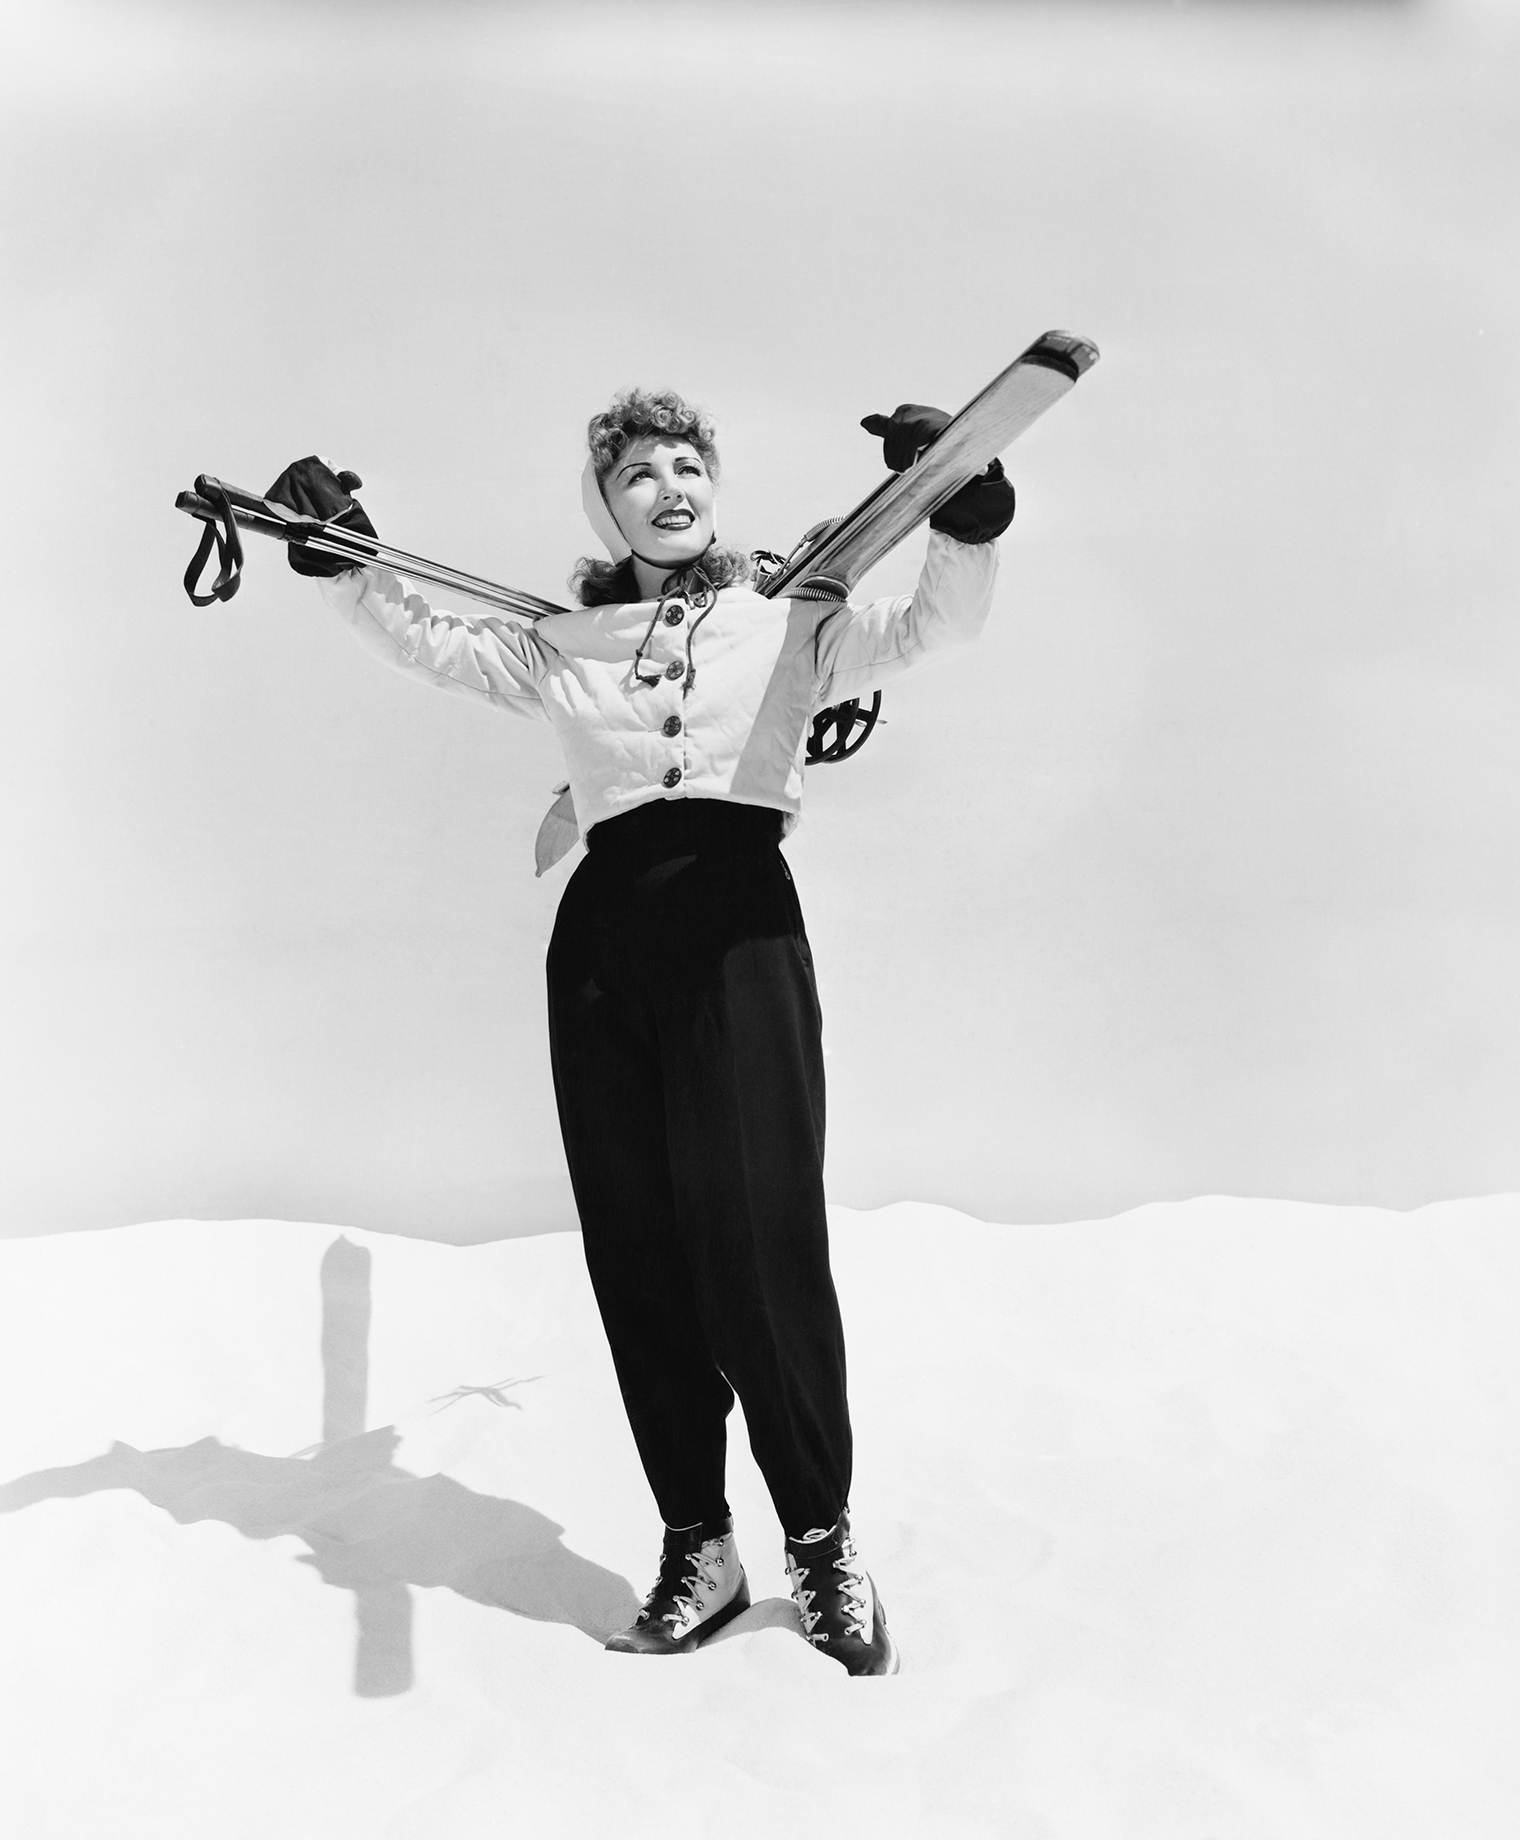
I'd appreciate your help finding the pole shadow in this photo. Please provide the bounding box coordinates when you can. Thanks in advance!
[0,1235,640,1696]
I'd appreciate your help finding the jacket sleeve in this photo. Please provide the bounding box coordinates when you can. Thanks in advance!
[317,566,549,720]
[810,530,998,712]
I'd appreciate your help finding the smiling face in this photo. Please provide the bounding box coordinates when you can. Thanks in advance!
[601,437,716,575]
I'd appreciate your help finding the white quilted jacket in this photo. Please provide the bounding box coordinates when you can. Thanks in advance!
[318,531,997,860]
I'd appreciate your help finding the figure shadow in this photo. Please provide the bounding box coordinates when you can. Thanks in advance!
[0,1235,640,1696]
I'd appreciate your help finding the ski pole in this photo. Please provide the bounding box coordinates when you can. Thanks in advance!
[176,478,569,621]
[195,475,567,615]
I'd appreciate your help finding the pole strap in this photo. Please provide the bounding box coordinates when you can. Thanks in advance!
[182,479,245,605]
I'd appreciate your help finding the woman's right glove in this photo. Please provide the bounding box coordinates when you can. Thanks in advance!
[860,404,1016,544]
[263,456,378,577]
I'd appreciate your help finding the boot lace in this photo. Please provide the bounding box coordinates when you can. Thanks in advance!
[786,1529,872,1646]
[642,1534,729,1633]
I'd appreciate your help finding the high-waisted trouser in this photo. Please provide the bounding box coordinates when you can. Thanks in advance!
[546,798,852,1539]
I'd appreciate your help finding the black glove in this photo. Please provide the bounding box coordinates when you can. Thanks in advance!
[860,403,1016,544]
[263,455,377,577]
[860,403,950,473]
[929,456,1015,544]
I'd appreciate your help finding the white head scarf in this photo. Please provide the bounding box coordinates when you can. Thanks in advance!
[580,455,631,563]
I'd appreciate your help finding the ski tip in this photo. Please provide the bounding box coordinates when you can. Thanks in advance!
[1025,331,1100,382]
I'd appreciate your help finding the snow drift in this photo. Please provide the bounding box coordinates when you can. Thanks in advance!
[1,1196,1514,1838]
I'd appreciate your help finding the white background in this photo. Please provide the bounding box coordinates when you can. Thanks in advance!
[2,0,1516,1238]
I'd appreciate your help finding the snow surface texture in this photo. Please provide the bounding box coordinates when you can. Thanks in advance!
[1,1198,1515,1839]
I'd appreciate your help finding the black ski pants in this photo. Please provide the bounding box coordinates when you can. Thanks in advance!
[546,797,852,1539]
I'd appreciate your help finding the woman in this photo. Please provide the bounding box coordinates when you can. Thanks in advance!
[267,387,1014,1677]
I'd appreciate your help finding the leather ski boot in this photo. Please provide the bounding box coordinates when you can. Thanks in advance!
[605,1515,750,1655]
[784,1510,900,1677]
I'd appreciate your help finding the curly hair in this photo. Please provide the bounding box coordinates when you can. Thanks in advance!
[585,386,722,484]
[571,385,752,606]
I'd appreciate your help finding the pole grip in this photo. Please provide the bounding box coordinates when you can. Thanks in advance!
[194,474,279,518]
[176,489,297,543]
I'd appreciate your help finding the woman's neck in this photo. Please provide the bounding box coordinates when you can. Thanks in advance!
[629,556,675,600]
[628,539,719,601]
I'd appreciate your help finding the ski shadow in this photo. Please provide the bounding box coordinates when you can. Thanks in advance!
[0,1235,640,1696]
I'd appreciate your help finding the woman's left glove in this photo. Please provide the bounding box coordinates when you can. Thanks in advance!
[860,403,1016,544]
[264,456,378,577]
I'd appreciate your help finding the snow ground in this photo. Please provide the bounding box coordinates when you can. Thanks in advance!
[1,1197,1515,1839]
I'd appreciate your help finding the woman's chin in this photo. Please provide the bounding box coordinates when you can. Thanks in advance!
[651,542,708,568]
[640,523,711,563]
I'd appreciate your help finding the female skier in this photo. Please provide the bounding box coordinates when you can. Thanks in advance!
[266,388,1014,1678]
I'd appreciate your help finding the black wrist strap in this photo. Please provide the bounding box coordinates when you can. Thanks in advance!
[183,480,245,606]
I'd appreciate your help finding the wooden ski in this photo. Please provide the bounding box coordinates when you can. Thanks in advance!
[759,329,1099,601]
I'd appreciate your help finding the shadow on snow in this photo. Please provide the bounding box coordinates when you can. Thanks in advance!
[0,1234,641,1696]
